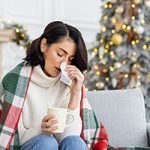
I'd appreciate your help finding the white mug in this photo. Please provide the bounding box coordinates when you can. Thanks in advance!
[47,107,74,133]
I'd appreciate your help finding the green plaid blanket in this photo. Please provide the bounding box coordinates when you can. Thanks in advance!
[0,62,108,150]
[108,147,150,150]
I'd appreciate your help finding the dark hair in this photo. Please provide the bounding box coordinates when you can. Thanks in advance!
[24,21,88,72]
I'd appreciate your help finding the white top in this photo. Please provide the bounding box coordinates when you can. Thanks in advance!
[18,65,82,145]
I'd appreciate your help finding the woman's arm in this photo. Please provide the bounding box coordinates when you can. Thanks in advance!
[66,65,84,110]
[18,113,42,145]
[55,65,84,143]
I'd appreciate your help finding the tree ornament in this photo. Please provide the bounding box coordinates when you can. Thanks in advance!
[114,62,122,69]
[111,34,123,45]
[110,0,117,3]
[115,22,123,31]
[96,81,104,89]
[147,72,150,83]
[112,78,118,88]
[144,0,150,7]
[136,26,144,34]
[128,32,139,44]
[131,56,137,62]
[115,6,124,14]
[133,0,142,4]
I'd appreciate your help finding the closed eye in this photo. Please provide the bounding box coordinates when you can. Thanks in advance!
[57,53,64,57]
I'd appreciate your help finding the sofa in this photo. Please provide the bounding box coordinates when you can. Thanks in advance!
[87,88,150,147]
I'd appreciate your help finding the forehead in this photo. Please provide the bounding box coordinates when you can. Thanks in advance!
[52,38,76,55]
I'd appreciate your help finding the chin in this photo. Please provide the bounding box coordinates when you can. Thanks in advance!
[51,72,60,77]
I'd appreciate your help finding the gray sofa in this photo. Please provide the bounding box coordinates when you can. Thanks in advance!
[87,88,150,147]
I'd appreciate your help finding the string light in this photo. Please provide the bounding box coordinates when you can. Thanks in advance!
[102,61,107,65]
[112,30,115,33]
[122,24,126,29]
[133,28,137,32]
[109,66,114,71]
[15,28,20,33]
[108,4,112,8]
[110,41,113,45]
[96,71,101,76]
[122,60,126,64]
[124,74,128,78]
[105,44,109,49]
[93,48,98,53]
[110,51,114,56]
[104,4,108,8]
[112,18,117,24]
[100,39,104,43]
[132,4,136,8]
[105,77,109,81]
[131,41,136,45]
[143,45,148,49]
[104,49,108,53]
[101,26,106,32]
[131,16,135,20]
[99,55,103,60]
[127,25,131,30]
[141,19,145,24]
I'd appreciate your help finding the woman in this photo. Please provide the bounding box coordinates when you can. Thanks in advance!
[0,21,108,150]
[20,21,88,149]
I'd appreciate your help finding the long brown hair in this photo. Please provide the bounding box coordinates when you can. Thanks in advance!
[24,21,88,72]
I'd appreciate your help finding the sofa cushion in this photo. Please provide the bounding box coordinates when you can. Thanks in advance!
[87,89,148,147]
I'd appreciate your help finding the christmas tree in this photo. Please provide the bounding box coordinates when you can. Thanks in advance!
[85,0,150,120]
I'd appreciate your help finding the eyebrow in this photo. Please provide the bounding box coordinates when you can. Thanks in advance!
[59,48,75,57]
[59,48,67,54]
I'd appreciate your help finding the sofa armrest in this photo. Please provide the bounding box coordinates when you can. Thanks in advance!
[147,123,150,146]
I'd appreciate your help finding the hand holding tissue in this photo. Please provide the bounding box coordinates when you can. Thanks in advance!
[60,62,72,86]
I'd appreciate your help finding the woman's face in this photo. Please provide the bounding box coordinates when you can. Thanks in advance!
[41,38,76,77]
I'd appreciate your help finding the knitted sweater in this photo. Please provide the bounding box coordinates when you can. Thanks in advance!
[18,65,82,145]
[0,62,108,150]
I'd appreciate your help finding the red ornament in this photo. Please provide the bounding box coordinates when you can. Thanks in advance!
[94,140,108,150]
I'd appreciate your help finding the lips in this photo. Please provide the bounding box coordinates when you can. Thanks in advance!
[55,67,61,72]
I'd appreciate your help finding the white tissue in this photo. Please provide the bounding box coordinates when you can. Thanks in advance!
[60,62,72,86]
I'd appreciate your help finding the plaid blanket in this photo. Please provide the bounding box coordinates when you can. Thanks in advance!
[0,62,108,150]
[108,147,150,150]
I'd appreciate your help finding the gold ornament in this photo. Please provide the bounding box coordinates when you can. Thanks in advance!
[114,62,122,69]
[112,17,117,24]
[146,72,150,83]
[96,82,105,89]
[101,26,106,32]
[133,0,142,4]
[111,34,123,45]
[115,6,124,13]
[115,22,123,31]
[110,0,117,3]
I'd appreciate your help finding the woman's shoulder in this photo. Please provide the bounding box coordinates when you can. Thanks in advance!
[2,62,31,87]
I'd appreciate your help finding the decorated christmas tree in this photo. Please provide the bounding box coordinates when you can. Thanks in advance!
[85,0,150,120]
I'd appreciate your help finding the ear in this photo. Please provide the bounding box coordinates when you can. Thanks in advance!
[40,38,47,52]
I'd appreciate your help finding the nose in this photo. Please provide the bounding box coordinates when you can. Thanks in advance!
[61,57,70,65]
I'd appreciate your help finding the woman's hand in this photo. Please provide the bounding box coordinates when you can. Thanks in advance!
[66,65,84,93]
[41,115,58,134]
[66,65,84,109]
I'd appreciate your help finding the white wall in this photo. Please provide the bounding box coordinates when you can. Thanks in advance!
[0,0,101,47]
[0,0,101,77]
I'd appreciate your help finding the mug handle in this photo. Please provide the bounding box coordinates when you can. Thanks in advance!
[65,112,74,127]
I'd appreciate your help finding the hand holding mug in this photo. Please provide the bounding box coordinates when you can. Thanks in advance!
[47,107,74,133]
[41,115,58,134]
